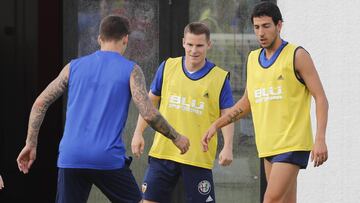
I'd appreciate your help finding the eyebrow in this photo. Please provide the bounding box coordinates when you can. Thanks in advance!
[186,42,205,46]
[254,23,271,27]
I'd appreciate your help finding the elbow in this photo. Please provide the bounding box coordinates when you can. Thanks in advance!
[33,98,48,112]
[324,97,329,110]
[315,94,329,111]
[141,114,152,123]
[320,95,329,109]
[140,109,159,124]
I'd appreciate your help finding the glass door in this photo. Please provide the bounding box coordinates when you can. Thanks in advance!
[189,1,264,202]
[76,0,160,202]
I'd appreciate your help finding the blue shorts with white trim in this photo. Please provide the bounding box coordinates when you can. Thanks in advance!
[142,157,216,203]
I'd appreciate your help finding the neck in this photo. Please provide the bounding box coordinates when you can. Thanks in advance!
[184,58,206,72]
[264,37,282,59]
[100,41,125,55]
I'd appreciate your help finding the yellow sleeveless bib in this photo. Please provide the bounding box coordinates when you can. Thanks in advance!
[149,57,228,169]
[247,43,313,157]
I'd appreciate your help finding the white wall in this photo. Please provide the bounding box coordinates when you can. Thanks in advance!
[278,1,360,202]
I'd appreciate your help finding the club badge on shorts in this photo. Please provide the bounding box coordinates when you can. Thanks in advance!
[142,183,147,193]
[198,180,211,195]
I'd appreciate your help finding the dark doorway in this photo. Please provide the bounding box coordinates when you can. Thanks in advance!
[0,0,63,202]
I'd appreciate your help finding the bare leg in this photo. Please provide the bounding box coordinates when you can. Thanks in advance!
[264,159,272,182]
[263,162,299,203]
[284,178,297,203]
[143,200,158,203]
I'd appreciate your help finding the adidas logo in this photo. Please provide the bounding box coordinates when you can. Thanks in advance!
[277,75,284,80]
[206,195,214,202]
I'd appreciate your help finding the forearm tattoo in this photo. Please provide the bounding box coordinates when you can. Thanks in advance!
[130,65,179,140]
[27,67,68,147]
[226,108,244,125]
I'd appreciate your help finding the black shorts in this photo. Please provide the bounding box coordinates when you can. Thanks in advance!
[56,162,141,203]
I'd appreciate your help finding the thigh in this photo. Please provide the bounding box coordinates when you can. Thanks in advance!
[56,168,92,203]
[181,164,215,203]
[285,178,297,203]
[265,162,299,202]
[142,157,181,203]
[264,158,272,182]
[92,167,142,203]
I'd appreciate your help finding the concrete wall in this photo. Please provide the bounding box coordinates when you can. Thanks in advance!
[278,1,360,202]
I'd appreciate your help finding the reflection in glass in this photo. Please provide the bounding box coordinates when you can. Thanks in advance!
[190,1,262,202]
[77,0,159,74]
[77,1,159,202]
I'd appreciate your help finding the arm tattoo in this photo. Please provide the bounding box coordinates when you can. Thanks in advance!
[130,65,179,140]
[26,66,69,147]
[226,108,244,124]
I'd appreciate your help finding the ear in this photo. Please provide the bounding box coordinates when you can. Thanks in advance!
[182,37,186,48]
[123,35,129,45]
[207,40,212,49]
[276,20,283,33]
[97,35,102,46]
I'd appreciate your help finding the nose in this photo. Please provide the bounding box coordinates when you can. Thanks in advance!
[190,46,197,53]
[258,27,265,37]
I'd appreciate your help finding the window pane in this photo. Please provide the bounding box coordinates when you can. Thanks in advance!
[190,1,262,202]
[77,1,159,202]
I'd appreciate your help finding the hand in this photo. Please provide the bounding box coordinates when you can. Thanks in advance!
[311,138,328,167]
[172,135,190,154]
[218,147,233,166]
[201,124,217,152]
[0,175,4,190]
[16,145,36,174]
[131,133,145,158]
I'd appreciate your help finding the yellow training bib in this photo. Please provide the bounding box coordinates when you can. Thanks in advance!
[149,57,228,169]
[247,43,313,157]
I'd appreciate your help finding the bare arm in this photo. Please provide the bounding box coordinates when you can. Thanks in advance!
[17,64,69,174]
[133,92,160,136]
[295,48,328,167]
[218,108,235,166]
[26,64,69,147]
[202,91,251,151]
[0,174,4,189]
[131,92,160,158]
[130,65,188,149]
[214,90,251,130]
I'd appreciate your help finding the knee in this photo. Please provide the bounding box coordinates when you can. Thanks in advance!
[263,191,284,203]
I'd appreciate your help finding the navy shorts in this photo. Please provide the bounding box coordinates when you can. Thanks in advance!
[142,157,215,203]
[56,158,141,203]
[265,151,310,169]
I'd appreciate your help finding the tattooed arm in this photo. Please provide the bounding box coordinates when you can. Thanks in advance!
[17,64,69,174]
[202,90,251,151]
[218,108,235,166]
[130,65,189,154]
[131,92,160,158]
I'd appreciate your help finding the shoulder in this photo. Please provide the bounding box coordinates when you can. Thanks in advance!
[294,46,313,70]
[294,46,310,58]
[212,66,229,78]
[249,47,262,55]
[165,56,182,64]
[162,57,183,73]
